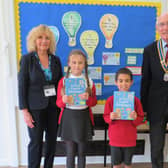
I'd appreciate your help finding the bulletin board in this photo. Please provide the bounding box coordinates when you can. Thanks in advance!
[15,0,161,104]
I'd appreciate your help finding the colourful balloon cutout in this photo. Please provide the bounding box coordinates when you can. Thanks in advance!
[49,26,60,44]
[62,11,81,46]
[100,14,119,48]
[80,30,99,65]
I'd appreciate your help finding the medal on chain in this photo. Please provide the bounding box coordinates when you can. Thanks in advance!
[157,40,168,82]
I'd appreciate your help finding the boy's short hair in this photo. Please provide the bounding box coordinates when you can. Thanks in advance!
[115,68,133,81]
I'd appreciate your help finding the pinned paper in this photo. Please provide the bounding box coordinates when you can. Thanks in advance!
[104,73,116,85]
[126,66,141,75]
[88,67,102,79]
[49,26,60,45]
[125,48,144,54]
[127,56,137,65]
[95,83,102,96]
[80,30,99,65]
[102,52,120,65]
[100,14,119,48]
[62,11,81,46]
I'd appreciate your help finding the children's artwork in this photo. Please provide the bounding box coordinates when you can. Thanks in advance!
[64,66,68,74]
[99,14,119,48]
[65,78,86,106]
[113,91,135,120]
[88,67,102,79]
[125,48,144,54]
[127,56,137,65]
[49,26,60,45]
[95,83,102,96]
[16,0,159,102]
[126,66,141,75]
[62,11,81,46]
[104,73,116,85]
[102,52,120,65]
[80,30,99,65]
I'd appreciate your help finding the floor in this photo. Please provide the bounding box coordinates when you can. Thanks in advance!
[0,163,156,168]
[2,163,168,168]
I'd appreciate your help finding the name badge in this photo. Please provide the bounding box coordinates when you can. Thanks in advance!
[43,85,56,97]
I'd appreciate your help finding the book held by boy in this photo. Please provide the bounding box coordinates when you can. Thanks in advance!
[65,78,86,106]
[113,91,135,120]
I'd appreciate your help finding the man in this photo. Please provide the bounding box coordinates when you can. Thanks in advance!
[141,12,168,168]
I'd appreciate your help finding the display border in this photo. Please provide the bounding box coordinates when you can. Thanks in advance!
[14,0,161,104]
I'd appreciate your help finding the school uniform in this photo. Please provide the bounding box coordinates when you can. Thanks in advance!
[103,95,144,147]
[56,74,97,142]
[103,95,144,165]
[56,74,97,168]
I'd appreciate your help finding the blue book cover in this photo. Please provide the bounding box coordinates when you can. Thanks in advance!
[65,78,86,106]
[113,91,135,120]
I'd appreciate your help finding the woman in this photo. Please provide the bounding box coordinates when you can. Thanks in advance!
[18,24,63,168]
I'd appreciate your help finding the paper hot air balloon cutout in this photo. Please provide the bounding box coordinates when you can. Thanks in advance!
[100,14,119,48]
[62,11,81,46]
[49,26,60,45]
[80,30,99,65]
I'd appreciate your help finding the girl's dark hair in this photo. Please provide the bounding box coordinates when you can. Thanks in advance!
[62,49,92,96]
[115,67,133,81]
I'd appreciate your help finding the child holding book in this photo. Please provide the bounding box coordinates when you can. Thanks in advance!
[56,49,97,168]
[103,68,144,168]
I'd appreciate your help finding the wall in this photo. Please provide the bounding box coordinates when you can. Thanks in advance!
[0,0,167,166]
[0,0,18,166]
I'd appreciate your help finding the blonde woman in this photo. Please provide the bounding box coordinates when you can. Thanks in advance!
[18,24,62,168]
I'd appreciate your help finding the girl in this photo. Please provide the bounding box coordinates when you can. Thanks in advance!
[103,68,144,168]
[56,49,97,168]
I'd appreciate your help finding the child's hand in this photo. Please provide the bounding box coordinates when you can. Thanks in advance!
[130,111,137,120]
[79,92,89,100]
[62,95,74,105]
[110,112,120,120]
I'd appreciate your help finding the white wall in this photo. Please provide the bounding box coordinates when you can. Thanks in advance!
[0,0,167,167]
[0,0,18,167]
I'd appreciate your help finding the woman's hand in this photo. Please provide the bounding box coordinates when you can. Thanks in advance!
[130,111,137,120]
[79,92,89,100]
[22,109,35,128]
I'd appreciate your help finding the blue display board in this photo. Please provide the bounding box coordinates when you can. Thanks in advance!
[15,0,160,104]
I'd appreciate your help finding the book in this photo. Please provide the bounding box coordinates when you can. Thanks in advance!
[65,78,86,106]
[113,91,135,120]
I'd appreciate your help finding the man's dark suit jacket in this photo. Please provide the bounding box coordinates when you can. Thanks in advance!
[141,41,168,123]
[18,52,62,110]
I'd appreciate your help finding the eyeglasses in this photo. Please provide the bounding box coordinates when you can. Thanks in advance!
[158,22,168,27]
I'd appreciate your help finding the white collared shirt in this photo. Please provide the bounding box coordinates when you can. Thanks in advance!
[161,39,168,58]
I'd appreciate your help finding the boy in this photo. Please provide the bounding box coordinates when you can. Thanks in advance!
[103,68,144,168]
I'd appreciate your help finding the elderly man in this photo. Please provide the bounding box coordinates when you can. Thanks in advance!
[141,12,168,168]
